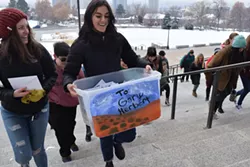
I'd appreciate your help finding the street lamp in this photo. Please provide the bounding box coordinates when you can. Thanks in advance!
[77,0,81,30]
[166,24,171,50]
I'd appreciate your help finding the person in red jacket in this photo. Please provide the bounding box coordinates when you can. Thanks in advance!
[48,42,93,163]
[205,48,221,101]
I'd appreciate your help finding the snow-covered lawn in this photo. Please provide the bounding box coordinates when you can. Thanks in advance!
[41,28,250,53]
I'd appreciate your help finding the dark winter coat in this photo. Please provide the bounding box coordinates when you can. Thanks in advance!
[0,45,57,115]
[240,49,250,78]
[190,62,204,85]
[143,56,169,87]
[207,46,243,91]
[159,57,170,87]
[63,31,149,88]
[180,53,195,69]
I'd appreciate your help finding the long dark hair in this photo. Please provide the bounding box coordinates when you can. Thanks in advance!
[144,47,159,70]
[144,47,157,59]
[0,25,42,63]
[79,0,116,40]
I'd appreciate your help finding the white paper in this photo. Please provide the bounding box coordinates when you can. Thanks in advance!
[86,80,118,91]
[8,76,43,90]
[94,80,106,88]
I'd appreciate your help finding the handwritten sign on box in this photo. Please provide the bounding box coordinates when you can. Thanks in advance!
[90,79,161,138]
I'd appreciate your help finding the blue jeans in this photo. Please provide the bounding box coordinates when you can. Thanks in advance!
[237,75,250,105]
[1,104,49,167]
[100,128,136,162]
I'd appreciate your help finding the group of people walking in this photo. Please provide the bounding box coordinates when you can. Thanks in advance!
[180,32,250,119]
[0,1,151,167]
[0,0,250,167]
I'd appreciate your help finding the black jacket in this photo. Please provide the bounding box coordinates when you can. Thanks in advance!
[63,31,148,88]
[190,62,204,85]
[0,45,57,115]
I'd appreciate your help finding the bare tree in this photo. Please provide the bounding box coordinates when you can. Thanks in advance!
[35,0,53,21]
[53,2,70,22]
[213,0,227,30]
[229,2,246,31]
[139,4,148,17]
[129,3,148,17]
[168,6,181,18]
[71,5,77,16]
[243,7,250,31]
[130,3,141,15]
[188,1,210,29]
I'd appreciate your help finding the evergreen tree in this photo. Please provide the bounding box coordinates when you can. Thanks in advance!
[138,15,143,24]
[16,0,29,14]
[116,4,125,17]
[171,17,179,29]
[162,13,171,29]
[8,0,16,8]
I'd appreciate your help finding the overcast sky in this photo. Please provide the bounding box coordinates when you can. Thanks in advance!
[0,0,249,8]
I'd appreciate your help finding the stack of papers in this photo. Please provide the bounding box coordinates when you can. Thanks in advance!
[87,80,118,91]
[8,76,43,90]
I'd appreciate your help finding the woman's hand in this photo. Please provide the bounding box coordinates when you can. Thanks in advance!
[120,60,128,69]
[13,87,30,98]
[145,65,152,73]
[67,84,78,97]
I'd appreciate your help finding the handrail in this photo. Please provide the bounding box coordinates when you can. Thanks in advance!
[169,57,209,70]
[168,58,209,81]
[164,60,250,129]
[166,61,250,79]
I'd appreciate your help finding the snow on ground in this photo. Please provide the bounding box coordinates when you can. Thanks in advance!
[41,42,54,56]
[117,28,250,48]
[40,32,78,42]
[40,28,250,49]
[28,20,39,28]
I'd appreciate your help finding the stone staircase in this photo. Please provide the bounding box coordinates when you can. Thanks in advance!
[1,77,250,167]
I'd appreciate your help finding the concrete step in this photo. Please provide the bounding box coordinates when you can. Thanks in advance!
[0,76,249,167]
[2,110,250,167]
[227,158,250,167]
[45,127,250,167]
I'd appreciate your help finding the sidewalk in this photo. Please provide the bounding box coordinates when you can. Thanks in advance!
[135,46,216,65]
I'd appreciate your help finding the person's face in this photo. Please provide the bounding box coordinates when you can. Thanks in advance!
[56,56,67,68]
[92,6,109,33]
[198,56,203,62]
[148,56,156,62]
[16,18,29,44]
[190,52,194,56]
